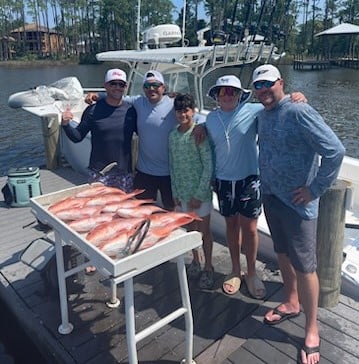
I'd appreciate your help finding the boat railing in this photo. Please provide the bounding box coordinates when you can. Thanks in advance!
[209,40,275,68]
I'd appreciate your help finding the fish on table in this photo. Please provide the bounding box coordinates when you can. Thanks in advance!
[85,189,145,206]
[45,187,203,258]
[75,184,127,198]
[101,198,154,212]
[48,196,91,214]
[116,204,166,218]
[68,213,116,233]
[98,228,138,257]
[138,219,192,251]
[86,217,145,245]
[149,211,201,227]
[53,206,103,221]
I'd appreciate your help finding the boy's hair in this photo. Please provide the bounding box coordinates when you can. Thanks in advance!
[174,93,196,111]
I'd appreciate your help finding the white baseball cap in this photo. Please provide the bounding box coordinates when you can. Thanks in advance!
[143,70,165,85]
[208,75,251,103]
[105,68,127,83]
[252,64,281,84]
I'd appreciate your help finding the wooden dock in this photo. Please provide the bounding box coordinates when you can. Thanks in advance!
[1,167,358,363]
[293,59,331,71]
[332,58,359,69]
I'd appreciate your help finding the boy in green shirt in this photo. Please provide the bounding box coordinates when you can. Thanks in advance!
[169,94,214,289]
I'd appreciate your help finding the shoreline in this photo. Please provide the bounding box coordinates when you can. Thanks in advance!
[0,55,294,68]
[0,59,80,68]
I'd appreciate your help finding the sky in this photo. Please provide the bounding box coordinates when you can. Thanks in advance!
[172,1,337,27]
[172,0,207,20]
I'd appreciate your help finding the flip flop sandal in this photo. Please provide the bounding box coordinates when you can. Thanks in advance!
[244,273,266,299]
[199,269,214,289]
[187,260,201,279]
[222,274,241,295]
[264,306,301,325]
[298,343,320,364]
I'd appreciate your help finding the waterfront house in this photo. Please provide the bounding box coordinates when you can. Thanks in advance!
[10,23,64,57]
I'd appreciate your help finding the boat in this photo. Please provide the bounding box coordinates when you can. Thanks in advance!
[7,24,359,289]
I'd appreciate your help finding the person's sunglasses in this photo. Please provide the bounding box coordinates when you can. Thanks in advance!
[218,87,240,97]
[109,81,126,88]
[143,82,162,90]
[253,80,277,90]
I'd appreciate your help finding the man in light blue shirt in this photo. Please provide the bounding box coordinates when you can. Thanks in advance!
[205,75,265,298]
[254,64,345,364]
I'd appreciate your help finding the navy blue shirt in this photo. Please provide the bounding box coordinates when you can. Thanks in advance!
[62,98,136,174]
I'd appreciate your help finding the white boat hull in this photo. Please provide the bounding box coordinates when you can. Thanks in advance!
[60,121,91,176]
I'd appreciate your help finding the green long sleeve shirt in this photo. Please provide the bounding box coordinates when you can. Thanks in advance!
[169,124,213,203]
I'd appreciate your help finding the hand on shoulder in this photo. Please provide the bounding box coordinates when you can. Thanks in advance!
[85,92,100,105]
[290,92,307,103]
[192,124,207,145]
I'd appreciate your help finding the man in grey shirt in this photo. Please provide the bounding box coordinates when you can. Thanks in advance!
[253,64,345,364]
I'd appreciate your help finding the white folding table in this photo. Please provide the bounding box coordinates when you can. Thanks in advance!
[31,184,202,364]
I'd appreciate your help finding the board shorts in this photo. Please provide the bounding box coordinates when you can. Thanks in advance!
[215,175,262,219]
[263,194,317,273]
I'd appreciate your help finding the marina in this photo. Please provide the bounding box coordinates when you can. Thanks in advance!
[0,166,359,363]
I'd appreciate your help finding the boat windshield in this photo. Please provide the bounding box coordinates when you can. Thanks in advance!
[126,64,196,101]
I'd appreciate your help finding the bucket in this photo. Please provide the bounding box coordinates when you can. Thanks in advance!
[7,167,42,207]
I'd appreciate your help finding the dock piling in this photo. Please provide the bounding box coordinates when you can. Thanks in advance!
[316,179,347,308]
[41,116,60,170]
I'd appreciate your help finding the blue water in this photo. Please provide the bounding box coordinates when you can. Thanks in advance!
[0,63,358,176]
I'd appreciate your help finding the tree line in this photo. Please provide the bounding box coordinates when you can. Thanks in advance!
[0,0,358,60]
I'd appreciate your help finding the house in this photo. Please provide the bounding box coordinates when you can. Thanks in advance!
[0,35,16,60]
[10,23,64,57]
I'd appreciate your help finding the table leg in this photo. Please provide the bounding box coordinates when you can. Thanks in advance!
[124,277,137,364]
[54,230,73,334]
[176,256,195,364]
[106,278,121,308]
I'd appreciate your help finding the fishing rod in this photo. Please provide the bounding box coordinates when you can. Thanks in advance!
[239,0,269,79]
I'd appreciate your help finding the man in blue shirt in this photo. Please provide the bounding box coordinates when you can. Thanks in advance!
[62,68,136,275]
[253,64,345,364]
[62,68,135,192]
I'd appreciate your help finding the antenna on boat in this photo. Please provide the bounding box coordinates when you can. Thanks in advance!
[137,0,141,49]
[182,0,186,47]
